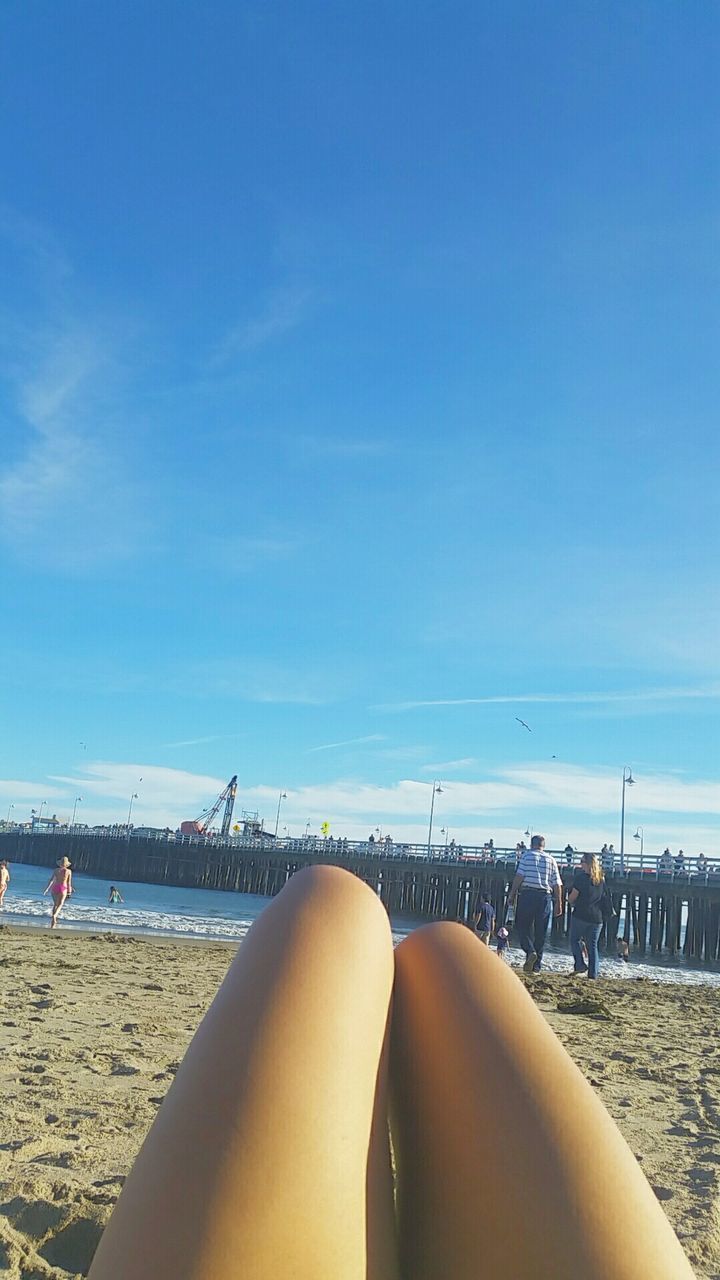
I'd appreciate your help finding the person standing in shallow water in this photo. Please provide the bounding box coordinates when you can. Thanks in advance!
[567,851,606,979]
[0,859,9,907]
[43,857,72,927]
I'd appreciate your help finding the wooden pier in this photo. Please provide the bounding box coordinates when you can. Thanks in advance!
[3,831,720,964]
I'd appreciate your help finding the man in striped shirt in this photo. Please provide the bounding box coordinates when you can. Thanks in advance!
[508,834,563,973]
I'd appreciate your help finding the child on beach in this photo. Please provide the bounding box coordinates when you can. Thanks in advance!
[43,857,72,928]
[0,859,9,907]
[495,924,509,960]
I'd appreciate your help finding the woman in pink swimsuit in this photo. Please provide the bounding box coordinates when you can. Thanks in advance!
[43,857,73,928]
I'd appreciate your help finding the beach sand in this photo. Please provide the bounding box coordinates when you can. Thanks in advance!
[1,927,719,1279]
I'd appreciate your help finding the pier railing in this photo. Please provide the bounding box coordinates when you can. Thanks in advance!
[2,824,716,879]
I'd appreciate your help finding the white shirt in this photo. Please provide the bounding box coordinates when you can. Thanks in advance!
[517,848,561,892]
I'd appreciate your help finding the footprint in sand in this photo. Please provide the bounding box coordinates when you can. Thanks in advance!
[687,1166,717,1186]
[109,1060,141,1077]
[38,1208,108,1274]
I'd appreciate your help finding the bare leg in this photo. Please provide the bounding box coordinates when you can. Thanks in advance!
[390,923,694,1280]
[89,865,398,1280]
[50,894,64,927]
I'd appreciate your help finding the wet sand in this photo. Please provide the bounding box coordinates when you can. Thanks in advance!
[1,928,719,1278]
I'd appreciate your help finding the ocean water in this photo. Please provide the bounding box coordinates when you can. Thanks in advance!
[2,862,719,989]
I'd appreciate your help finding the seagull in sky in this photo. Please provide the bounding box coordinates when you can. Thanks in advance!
[515,718,532,732]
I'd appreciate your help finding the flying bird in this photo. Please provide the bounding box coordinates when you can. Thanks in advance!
[515,718,532,732]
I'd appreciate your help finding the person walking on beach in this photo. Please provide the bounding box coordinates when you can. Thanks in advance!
[508,834,562,973]
[567,851,606,979]
[0,859,9,907]
[43,857,72,928]
[474,894,495,945]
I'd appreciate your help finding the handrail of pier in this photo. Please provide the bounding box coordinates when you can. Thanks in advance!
[3,824,717,880]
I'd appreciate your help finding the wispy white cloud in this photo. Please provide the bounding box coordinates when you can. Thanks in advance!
[188,532,301,573]
[0,222,147,571]
[213,286,310,362]
[375,685,720,712]
[47,761,227,828]
[298,435,391,459]
[0,202,72,287]
[419,758,477,772]
[162,735,240,749]
[306,734,385,754]
[163,657,345,705]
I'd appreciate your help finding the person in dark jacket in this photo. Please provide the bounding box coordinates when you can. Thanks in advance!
[567,851,607,979]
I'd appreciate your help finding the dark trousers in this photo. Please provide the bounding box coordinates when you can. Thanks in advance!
[516,889,552,962]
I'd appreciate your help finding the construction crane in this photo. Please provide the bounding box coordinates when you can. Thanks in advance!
[180,776,238,837]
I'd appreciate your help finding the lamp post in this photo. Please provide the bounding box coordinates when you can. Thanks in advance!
[71,796,82,828]
[127,792,139,830]
[620,766,635,874]
[440,826,449,849]
[633,825,644,863]
[305,821,311,838]
[427,781,443,856]
[274,791,287,838]
[6,803,14,825]
[38,800,47,823]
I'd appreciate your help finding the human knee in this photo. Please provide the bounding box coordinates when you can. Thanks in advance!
[395,920,488,977]
[283,863,393,941]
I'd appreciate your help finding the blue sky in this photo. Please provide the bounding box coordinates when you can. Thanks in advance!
[1,1,719,852]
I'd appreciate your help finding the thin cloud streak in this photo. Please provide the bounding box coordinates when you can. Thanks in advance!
[376,686,720,712]
[306,734,385,753]
[162,735,239,749]
[420,758,477,772]
[212,286,311,362]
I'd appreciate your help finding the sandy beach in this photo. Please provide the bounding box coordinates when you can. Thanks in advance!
[1,927,719,1279]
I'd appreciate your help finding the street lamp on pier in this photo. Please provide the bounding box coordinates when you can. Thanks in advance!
[427,781,443,855]
[38,800,47,824]
[274,791,287,838]
[127,793,139,830]
[620,767,635,873]
[71,796,82,828]
[6,803,14,825]
[633,826,644,860]
[440,826,449,849]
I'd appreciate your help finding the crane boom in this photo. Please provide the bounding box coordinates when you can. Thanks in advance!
[180,776,238,837]
[220,776,237,836]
